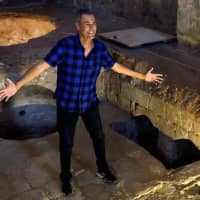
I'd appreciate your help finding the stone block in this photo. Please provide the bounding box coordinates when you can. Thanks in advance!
[96,68,107,100]
[117,95,131,113]
[133,87,152,109]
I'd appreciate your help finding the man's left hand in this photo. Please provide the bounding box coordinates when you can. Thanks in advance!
[144,67,164,84]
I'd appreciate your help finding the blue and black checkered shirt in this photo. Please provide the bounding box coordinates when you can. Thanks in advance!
[44,34,115,113]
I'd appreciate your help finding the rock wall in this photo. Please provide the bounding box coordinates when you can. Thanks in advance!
[97,50,200,148]
[72,0,177,34]
[177,0,200,46]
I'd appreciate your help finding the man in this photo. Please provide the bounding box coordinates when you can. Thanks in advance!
[0,9,163,196]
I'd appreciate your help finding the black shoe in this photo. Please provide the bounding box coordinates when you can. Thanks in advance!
[96,169,118,184]
[60,173,72,183]
[62,182,73,196]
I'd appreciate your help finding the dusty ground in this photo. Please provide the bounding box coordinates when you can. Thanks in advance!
[0,1,200,200]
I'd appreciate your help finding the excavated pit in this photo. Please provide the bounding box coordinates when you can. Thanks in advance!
[0,12,56,46]
[0,14,199,170]
[0,2,200,199]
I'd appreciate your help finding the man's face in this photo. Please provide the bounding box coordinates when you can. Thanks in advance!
[76,14,97,40]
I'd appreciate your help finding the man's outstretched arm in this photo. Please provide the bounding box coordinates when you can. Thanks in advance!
[0,60,50,102]
[112,62,164,84]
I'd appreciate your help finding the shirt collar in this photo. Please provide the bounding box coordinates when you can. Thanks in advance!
[75,34,97,51]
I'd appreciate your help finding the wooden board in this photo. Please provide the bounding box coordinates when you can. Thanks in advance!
[99,27,176,47]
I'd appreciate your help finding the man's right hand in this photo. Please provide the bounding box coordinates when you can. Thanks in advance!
[0,61,50,103]
[0,79,17,102]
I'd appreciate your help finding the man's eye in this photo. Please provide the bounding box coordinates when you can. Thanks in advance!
[85,23,95,26]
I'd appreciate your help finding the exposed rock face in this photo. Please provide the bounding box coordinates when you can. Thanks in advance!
[177,0,200,46]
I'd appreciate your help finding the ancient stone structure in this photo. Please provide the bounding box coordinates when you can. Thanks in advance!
[0,0,199,145]
[0,1,200,199]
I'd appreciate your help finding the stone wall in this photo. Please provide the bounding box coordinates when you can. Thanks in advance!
[97,50,200,148]
[177,0,200,46]
[72,0,177,34]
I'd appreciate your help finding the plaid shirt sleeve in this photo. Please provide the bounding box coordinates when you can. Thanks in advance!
[101,44,116,70]
[44,38,66,67]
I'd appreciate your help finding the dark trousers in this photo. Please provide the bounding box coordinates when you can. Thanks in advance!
[57,103,109,183]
